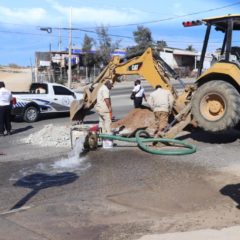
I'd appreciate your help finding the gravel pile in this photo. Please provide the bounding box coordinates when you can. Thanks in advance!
[21,124,71,148]
[21,109,155,147]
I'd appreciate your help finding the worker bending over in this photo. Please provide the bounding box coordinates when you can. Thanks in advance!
[95,80,113,134]
[148,85,174,138]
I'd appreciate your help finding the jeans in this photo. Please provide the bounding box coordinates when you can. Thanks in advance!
[134,97,143,108]
[0,105,12,134]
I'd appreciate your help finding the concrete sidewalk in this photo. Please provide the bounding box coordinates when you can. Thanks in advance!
[138,226,240,240]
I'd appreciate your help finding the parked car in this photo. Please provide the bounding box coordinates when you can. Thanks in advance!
[12,82,83,122]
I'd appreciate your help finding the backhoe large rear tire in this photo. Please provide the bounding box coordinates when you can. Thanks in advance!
[192,80,240,132]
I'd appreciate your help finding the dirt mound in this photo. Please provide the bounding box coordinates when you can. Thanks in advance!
[112,108,155,135]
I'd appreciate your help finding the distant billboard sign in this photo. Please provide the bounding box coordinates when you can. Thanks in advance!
[111,49,126,58]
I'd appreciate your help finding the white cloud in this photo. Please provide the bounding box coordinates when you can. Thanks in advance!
[0,6,47,25]
[73,7,142,26]
[172,1,185,16]
[46,0,144,26]
[0,0,145,28]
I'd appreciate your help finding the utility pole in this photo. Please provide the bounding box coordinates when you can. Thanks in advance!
[67,7,72,88]
[58,25,62,51]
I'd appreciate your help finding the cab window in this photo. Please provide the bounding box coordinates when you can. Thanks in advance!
[53,86,73,95]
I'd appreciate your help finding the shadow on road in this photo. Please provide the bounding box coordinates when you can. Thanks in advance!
[13,112,70,123]
[178,127,240,144]
[220,183,240,209]
[11,172,78,210]
[13,110,97,123]
[39,112,70,121]
[11,125,33,135]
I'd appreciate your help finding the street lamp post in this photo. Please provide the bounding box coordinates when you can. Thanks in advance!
[67,7,72,89]
[40,9,73,88]
[39,27,53,83]
[40,27,52,52]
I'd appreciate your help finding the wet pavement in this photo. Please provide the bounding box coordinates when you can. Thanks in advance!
[1,82,240,239]
[1,119,240,239]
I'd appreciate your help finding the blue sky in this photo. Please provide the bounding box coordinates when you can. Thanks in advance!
[0,0,239,66]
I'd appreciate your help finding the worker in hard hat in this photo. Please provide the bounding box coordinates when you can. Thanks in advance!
[148,85,174,138]
[95,80,113,134]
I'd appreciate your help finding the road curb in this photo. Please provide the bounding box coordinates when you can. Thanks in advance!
[137,226,240,240]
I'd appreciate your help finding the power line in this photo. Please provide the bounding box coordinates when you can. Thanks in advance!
[53,27,133,39]
[96,1,240,28]
[0,1,240,31]
[0,26,133,39]
[0,29,132,47]
[2,29,239,46]
[0,30,78,40]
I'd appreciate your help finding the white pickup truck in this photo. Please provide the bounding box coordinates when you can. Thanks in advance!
[12,82,83,122]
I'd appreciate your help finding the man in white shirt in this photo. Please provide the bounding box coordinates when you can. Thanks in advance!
[148,85,174,138]
[0,82,13,136]
[131,79,147,108]
[95,80,113,134]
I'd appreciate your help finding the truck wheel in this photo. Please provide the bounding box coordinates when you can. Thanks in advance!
[192,80,240,132]
[23,106,39,123]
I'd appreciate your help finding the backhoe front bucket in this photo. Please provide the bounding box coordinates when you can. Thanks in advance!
[70,99,85,122]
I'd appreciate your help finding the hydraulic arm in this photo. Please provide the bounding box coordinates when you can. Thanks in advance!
[70,47,194,126]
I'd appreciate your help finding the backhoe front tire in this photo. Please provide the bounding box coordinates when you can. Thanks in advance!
[192,80,240,132]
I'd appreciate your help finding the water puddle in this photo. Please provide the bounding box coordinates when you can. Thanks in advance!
[10,136,90,182]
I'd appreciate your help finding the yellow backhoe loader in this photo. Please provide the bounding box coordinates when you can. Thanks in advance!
[70,14,240,138]
[70,47,194,138]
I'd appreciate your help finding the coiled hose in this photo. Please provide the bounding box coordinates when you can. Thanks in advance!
[99,130,196,155]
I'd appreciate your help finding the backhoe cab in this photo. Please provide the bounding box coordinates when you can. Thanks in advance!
[185,14,240,132]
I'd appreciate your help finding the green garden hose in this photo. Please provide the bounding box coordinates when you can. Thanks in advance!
[99,130,196,155]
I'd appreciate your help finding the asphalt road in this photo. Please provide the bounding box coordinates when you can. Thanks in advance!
[1,82,240,240]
